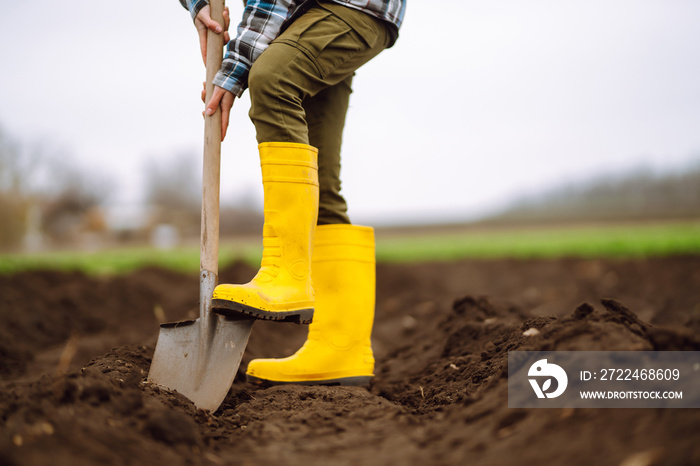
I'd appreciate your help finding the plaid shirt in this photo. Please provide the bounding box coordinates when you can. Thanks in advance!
[180,0,405,97]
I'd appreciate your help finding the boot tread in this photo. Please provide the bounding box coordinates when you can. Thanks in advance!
[212,299,314,324]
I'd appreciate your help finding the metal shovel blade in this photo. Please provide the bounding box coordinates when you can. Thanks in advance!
[148,314,254,412]
[147,0,249,413]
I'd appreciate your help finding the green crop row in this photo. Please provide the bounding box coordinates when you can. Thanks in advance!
[375,221,700,263]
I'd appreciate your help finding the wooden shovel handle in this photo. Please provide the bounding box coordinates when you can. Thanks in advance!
[200,0,226,276]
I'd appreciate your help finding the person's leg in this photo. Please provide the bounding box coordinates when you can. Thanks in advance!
[248,5,390,145]
[246,224,376,386]
[242,7,388,385]
[213,4,389,321]
[304,74,354,225]
[212,142,319,323]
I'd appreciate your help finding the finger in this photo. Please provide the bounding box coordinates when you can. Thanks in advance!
[220,93,235,141]
[221,90,235,112]
[223,7,231,44]
[197,7,223,34]
[205,20,223,34]
[198,28,208,65]
[201,81,207,103]
[205,87,224,116]
[223,7,230,31]
[221,110,230,141]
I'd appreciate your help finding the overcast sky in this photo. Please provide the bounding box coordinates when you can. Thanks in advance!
[1,0,699,225]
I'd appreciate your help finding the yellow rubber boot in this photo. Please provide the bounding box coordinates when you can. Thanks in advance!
[212,142,319,324]
[246,224,376,385]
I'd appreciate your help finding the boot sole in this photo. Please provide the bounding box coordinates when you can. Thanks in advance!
[246,374,373,387]
[212,299,314,324]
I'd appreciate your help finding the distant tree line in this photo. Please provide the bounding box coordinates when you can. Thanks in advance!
[489,162,700,223]
[0,127,110,251]
[143,153,263,241]
[0,125,262,252]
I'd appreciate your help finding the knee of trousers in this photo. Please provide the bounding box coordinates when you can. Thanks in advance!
[248,56,277,108]
[249,47,308,112]
[249,47,315,143]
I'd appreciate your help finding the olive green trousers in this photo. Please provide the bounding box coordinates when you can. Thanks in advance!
[248,1,391,225]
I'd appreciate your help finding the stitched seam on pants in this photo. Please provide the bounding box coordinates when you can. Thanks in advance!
[279,33,363,81]
[274,46,309,143]
[318,45,360,80]
[276,38,324,78]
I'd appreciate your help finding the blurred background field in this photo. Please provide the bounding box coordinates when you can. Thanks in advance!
[0,123,700,274]
[374,220,700,262]
[2,119,699,273]
[3,123,700,275]
[1,220,699,275]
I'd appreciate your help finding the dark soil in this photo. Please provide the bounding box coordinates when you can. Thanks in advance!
[1,256,700,465]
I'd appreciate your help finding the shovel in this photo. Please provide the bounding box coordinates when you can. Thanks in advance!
[147,0,254,412]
